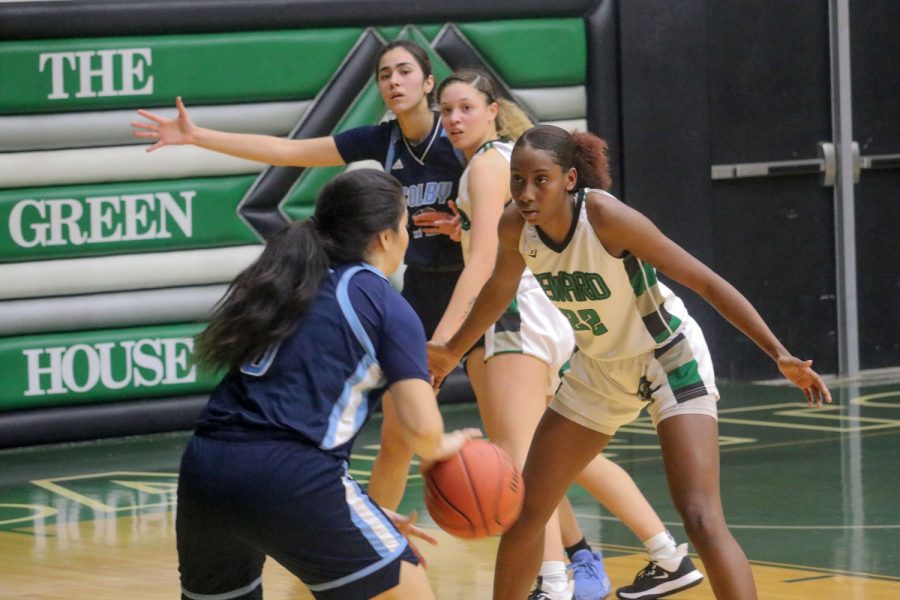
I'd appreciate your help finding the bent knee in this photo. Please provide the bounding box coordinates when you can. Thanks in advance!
[677,502,728,539]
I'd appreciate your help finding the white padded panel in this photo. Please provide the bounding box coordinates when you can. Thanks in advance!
[0,245,262,300]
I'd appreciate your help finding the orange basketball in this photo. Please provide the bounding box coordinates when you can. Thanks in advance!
[423,439,524,539]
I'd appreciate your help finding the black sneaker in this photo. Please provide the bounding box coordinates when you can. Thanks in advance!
[616,545,704,599]
[527,575,572,600]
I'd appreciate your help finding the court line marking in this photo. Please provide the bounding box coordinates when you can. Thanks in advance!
[30,471,177,512]
[575,512,900,530]
[584,541,900,583]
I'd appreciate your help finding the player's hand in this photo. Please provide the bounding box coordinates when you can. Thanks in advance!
[427,340,462,390]
[777,356,832,407]
[413,201,462,240]
[132,96,197,152]
[381,509,437,568]
[420,428,483,473]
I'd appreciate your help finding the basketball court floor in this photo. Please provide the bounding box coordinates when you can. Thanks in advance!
[1,377,898,599]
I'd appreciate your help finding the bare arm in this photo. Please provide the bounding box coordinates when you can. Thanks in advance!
[431,152,509,342]
[132,96,345,167]
[586,192,831,406]
[388,378,481,460]
[428,204,527,384]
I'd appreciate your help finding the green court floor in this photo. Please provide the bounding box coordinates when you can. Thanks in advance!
[1,378,898,587]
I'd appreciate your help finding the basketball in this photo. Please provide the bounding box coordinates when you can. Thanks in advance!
[423,439,524,539]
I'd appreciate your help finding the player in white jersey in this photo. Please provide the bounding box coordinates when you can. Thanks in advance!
[426,72,699,600]
[429,124,831,600]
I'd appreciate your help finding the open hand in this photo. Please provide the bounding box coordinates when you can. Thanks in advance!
[131,96,196,152]
[777,356,832,407]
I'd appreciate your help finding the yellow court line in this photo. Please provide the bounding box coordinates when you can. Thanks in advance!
[775,408,900,424]
[718,416,899,432]
[31,471,178,512]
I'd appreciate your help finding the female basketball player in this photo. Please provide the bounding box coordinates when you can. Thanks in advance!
[428,125,831,600]
[132,40,464,508]
[178,169,479,600]
[429,73,700,600]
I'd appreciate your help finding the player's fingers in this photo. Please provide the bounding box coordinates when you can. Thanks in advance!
[176,96,188,117]
[131,120,157,132]
[132,130,158,140]
[820,381,832,405]
[147,141,164,153]
[406,539,428,569]
[460,428,483,440]
[135,109,164,124]
[448,199,459,215]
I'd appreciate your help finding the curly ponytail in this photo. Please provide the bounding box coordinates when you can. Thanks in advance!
[515,125,612,191]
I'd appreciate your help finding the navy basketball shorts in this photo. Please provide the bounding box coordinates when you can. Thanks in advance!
[177,434,417,600]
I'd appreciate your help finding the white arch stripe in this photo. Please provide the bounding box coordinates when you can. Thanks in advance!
[0,101,310,152]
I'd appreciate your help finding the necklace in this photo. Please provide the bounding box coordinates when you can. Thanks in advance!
[402,121,440,166]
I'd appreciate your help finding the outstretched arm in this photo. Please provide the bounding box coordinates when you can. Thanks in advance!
[428,204,527,385]
[132,96,344,166]
[586,192,831,407]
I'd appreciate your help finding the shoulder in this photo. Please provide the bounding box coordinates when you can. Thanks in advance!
[584,188,629,227]
[467,148,509,181]
[345,266,393,298]
[334,120,393,147]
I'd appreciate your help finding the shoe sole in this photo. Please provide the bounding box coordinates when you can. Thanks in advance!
[615,571,704,599]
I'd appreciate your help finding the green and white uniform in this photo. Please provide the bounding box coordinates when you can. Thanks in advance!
[458,140,574,395]
[519,189,719,434]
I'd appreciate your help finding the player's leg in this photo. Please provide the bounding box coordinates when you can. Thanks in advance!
[371,560,435,600]
[657,413,755,599]
[641,317,752,599]
[557,496,611,600]
[494,409,611,600]
[177,435,266,600]
[575,456,665,541]
[368,391,415,510]
[475,351,574,599]
[574,454,702,599]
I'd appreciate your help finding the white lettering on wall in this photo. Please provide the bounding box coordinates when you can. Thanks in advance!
[8,191,195,248]
[38,48,154,100]
[23,337,197,397]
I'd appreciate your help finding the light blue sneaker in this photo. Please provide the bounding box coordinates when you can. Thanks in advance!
[569,549,612,600]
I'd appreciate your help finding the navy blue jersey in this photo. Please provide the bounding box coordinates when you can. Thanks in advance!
[334,114,465,270]
[195,263,429,461]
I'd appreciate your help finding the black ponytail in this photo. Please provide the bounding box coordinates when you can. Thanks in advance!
[195,169,405,372]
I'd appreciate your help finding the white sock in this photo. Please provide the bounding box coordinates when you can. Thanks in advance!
[539,561,569,593]
[643,530,684,571]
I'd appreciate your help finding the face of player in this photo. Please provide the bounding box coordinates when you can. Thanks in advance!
[510,145,578,236]
[439,82,498,159]
[377,48,434,116]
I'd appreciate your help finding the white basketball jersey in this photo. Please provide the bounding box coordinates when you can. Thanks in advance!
[457,139,575,374]
[456,139,514,265]
[519,189,689,360]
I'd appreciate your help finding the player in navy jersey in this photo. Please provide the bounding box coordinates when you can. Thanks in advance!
[132,40,466,509]
[178,169,479,600]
